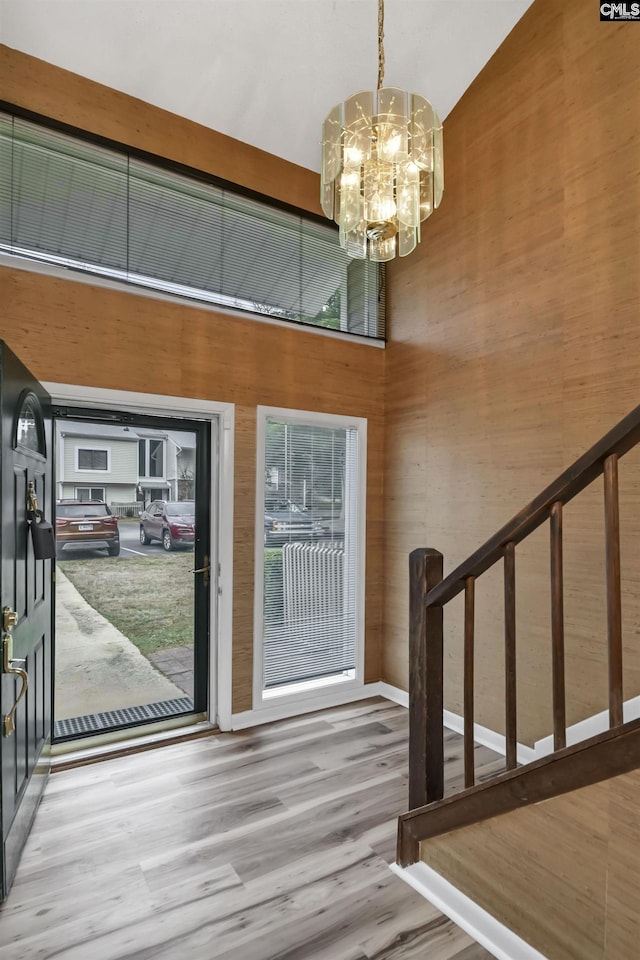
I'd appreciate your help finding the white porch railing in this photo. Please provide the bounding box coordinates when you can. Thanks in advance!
[283,541,344,622]
[263,541,353,688]
[109,502,140,517]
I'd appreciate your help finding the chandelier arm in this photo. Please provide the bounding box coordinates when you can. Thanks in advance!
[377,0,385,90]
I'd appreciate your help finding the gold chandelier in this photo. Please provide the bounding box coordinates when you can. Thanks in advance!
[321,0,443,261]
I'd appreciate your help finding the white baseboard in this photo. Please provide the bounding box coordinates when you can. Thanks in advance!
[229,678,640,756]
[390,861,549,960]
[230,682,384,730]
[378,682,536,765]
[443,709,537,765]
[230,678,536,767]
[378,681,409,708]
[534,693,640,758]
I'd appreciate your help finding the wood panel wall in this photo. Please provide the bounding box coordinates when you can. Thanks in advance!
[0,47,385,713]
[421,767,640,960]
[0,45,321,218]
[384,0,640,744]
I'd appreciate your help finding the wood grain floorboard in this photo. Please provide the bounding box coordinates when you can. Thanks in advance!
[0,698,496,960]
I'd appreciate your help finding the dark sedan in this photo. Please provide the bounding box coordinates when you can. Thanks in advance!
[264,499,328,546]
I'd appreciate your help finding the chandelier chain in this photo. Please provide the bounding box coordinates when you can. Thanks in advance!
[377,0,385,90]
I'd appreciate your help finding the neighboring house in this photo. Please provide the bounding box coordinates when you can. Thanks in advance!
[56,421,197,506]
[56,423,138,505]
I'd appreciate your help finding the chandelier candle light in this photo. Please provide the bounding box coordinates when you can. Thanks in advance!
[321,0,443,261]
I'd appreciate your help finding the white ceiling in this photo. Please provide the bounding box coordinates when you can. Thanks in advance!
[0,0,533,173]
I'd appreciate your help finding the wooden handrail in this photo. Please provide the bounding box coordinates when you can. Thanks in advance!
[397,716,640,867]
[425,402,640,609]
[402,403,640,867]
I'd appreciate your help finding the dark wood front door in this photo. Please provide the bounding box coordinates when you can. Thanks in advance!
[0,342,52,900]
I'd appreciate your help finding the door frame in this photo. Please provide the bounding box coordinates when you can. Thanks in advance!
[43,381,235,731]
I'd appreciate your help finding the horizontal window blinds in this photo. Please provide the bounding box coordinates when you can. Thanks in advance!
[2,115,128,271]
[0,113,384,339]
[261,418,360,689]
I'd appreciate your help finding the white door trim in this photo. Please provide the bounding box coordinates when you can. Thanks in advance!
[43,381,235,730]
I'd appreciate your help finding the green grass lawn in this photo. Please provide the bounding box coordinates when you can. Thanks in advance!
[58,553,194,657]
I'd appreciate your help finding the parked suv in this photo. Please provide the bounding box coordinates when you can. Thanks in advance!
[139,500,195,550]
[55,500,120,556]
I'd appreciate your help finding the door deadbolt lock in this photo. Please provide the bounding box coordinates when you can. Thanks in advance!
[3,606,18,633]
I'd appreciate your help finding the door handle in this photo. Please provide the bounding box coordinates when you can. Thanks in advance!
[2,606,28,738]
[191,555,210,588]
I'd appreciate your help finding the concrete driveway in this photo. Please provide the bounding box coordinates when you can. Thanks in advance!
[55,568,186,720]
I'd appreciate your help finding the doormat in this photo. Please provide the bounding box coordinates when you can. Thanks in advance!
[54,695,194,740]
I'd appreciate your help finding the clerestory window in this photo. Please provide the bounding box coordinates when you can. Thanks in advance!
[0,112,385,341]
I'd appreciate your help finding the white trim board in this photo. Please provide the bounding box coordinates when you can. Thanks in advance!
[230,682,383,730]
[390,862,549,960]
[377,683,537,765]
[232,679,536,766]
[378,682,409,708]
[534,692,640,758]
[443,709,536,765]
[392,688,640,765]
[3,252,385,349]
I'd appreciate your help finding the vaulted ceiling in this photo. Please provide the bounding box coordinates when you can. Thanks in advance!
[1,0,534,172]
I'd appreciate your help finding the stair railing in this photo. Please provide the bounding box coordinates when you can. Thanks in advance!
[401,403,640,861]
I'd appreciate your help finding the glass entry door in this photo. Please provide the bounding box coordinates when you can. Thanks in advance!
[52,408,211,741]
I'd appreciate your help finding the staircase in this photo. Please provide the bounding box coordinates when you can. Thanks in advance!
[397,404,640,867]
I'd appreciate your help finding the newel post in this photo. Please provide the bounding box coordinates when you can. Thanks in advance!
[408,547,444,810]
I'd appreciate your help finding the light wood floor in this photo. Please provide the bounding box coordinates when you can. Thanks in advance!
[0,698,501,960]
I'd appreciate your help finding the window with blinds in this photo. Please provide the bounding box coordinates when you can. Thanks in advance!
[0,112,385,340]
[76,448,109,471]
[258,411,364,693]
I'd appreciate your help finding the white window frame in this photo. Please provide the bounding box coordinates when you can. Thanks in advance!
[74,485,106,501]
[75,445,111,473]
[253,405,367,712]
[46,381,235,734]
